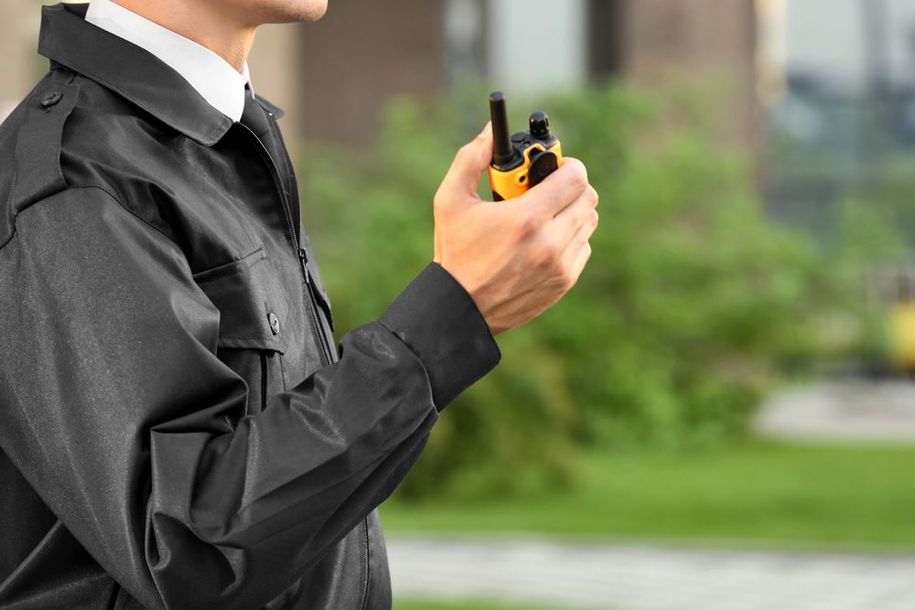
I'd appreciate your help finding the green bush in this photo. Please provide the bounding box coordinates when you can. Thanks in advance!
[295,81,857,500]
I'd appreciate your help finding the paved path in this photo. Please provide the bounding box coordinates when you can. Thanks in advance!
[754,379,915,443]
[387,537,915,610]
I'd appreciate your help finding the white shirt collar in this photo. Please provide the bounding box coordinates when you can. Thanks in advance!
[85,0,253,122]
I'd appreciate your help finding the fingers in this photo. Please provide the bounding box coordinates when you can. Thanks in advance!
[559,206,597,262]
[570,241,592,281]
[439,122,494,199]
[554,188,597,285]
[512,157,589,223]
[555,217,594,284]
[552,185,599,244]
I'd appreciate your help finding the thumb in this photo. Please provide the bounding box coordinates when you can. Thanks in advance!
[442,122,493,198]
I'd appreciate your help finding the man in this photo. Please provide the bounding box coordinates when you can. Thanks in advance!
[0,1,598,608]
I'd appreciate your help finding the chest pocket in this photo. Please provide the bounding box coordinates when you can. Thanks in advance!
[193,246,289,416]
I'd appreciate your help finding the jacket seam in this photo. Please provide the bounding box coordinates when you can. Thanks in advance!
[192,246,266,283]
[50,65,78,86]
[81,184,182,248]
[0,184,269,288]
[359,516,370,610]
[53,62,229,146]
[0,184,181,254]
[1,73,81,252]
[1,181,259,281]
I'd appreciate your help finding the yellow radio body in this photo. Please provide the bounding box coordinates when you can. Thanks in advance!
[487,91,564,201]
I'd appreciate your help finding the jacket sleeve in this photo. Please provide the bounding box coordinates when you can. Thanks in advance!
[0,186,501,609]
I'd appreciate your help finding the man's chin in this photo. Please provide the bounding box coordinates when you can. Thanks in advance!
[307,0,328,21]
[244,0,327,25]
[274,0,328,23]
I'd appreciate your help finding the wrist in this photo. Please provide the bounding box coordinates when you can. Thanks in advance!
[436,261,500,336]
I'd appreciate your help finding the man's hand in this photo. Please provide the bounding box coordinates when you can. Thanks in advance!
[433,122,599,336]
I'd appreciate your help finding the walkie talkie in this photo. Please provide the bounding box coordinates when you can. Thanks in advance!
[488,91,563,201]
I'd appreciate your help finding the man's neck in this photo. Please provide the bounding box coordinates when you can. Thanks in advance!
[112,0,256,71]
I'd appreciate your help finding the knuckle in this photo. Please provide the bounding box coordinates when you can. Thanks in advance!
[562,267,578,291]
[571,171,588,193]
[533,251,551,270]
[453,143,474,166]
[590,209,599,228]
[534,240,560,268]
[582,244,593,267]
[544,240,561,260]
[516,212,539,239]
[586,185,599,207]
[433,191,450,214]
[576,199,595,225]
[566,160,589,191]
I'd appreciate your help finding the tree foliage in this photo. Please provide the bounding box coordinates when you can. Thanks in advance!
[295,82,866,500]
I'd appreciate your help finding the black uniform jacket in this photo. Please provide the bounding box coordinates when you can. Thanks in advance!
[0,4,501,609]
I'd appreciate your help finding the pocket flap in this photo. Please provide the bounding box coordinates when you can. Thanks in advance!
[193,247,288,354]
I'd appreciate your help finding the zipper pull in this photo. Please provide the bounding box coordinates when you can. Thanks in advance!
[298,247,311,284]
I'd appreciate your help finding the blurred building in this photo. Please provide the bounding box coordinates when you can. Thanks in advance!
[0,2,41,122]
[293,0,758,148]
[763,0,915,241]
[1,1,758,149]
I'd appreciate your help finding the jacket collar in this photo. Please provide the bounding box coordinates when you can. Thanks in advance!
[85,0,253,123]
[37,2,285,147]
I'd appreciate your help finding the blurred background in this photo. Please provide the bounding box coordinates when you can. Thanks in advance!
[5,1,915,609]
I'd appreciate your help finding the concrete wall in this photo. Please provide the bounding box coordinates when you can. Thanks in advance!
[619,0,759,150]
[295,0,448,145]
[248,23,306,142]
[487,0,588,93]
[0,2,43,122]
[292,0,759,148]
[1,1,760,151]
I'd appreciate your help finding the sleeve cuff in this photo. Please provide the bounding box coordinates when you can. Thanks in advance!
[378,261,502,411]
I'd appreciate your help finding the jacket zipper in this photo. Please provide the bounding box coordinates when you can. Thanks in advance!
[298,246,336,364]
[237,122,334,366]
[259,352,268,414]
[240,117,370,609]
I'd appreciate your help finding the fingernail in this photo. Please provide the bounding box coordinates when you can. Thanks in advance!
[479,121,492,138]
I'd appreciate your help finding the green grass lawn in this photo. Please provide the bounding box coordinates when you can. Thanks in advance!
[380,442,915,551]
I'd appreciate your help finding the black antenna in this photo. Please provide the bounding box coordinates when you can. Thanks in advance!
[489,91,514,166]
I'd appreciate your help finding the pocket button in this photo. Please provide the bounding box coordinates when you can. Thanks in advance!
[267,312,280,335]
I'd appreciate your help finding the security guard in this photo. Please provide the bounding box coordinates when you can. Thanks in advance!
[0,1,598,608]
